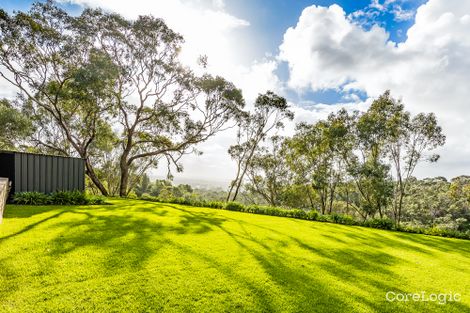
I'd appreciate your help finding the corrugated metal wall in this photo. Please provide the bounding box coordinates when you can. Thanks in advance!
[13,153,85,193]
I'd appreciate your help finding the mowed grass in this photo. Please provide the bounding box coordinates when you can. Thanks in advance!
[0,199,469,313]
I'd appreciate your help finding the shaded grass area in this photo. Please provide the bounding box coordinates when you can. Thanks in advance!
[0,199,469,312]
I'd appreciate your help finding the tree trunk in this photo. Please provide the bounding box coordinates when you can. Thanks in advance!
[232,162,250,201]
[227,161,242,202]
[119,156,130,197]
[319,189,326,215]
[328,183,335,214]
[231,178,243,201]
[231,144,259,202]
[306,187,315,211]
[397,187,405,226]
[84,158,109,196]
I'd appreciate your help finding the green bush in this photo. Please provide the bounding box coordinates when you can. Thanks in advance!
[288,209,307,219]
[13,192,49,205]
[13,191,105,206]
[137,195,469,240]
[225,202,245,211]
[363,218,394,230]
[50,191,87,205]
[396,225,470,240]
[330,213,357,225]
[206,201,225,209]
[140,194,157,201]
[306,210,319,220]
[317,214,332,222]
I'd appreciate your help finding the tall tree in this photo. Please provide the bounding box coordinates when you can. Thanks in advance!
[1,3,244,197]
[134,173,151,197]
[245,136,290,206]
[284,119,343,214]
[227,91,294,202]
[0,2,118,195]
[388,111,446,225]
[322,105,394,219]
[0,98,33,149]
[80,9,245,196]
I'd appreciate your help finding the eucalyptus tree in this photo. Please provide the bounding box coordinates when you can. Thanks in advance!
[348,92,404,218]
[245,136,290,206]
[0,2,245,197]
[319,105,393,219]
[0,99,33,149]
[387,111,445,225]
[0,2,118,195]
[227,91,293,202]
[402,177,457,229]
[134,173,151,197]
[337,91,444,222]
[80,9,245,196]
[284,117,346,214]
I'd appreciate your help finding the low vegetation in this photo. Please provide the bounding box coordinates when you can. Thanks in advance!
[1,199,469,312]
[12,191,105,206]
[139,196,470,240]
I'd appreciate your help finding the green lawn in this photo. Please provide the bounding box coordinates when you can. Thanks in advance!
[0,199,469,312]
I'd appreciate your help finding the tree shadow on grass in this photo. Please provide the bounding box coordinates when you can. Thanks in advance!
[0,210,67,242]
[216,225,398,312]
[1,202,469,312]
[215,219,470,313]
[324,225,470,258]
[46,204,228,273]
[1,201,228,283]
[4,205,72,219]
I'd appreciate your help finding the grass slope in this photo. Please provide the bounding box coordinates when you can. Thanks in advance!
[0,199,469,312]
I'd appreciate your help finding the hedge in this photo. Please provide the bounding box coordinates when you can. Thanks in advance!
[139,195,470,240]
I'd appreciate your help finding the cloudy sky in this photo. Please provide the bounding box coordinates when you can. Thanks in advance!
[2,0,470,185]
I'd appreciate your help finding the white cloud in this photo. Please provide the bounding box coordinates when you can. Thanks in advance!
[63,0,285,104]
[64,0,249,70]
[279,5,396,91]
[4,0,470,183]
[350,0,415,26]
[59,0,283,185]
[278,0,470,178]
[392,5,415,22]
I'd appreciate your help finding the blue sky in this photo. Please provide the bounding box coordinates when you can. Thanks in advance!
[3,0,427,106]
[225,0,429,104]
[226,0,425,50]
[2,0,469,181]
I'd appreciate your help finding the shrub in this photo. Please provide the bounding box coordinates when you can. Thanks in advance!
[306,210,319,220]
[137,195,469,240]
[317,215,332,222]
[289,209,308,219]
[13,191,105,206]
[330,213,357,225]
[225,202,245,211]
[206,201,225,209]
[49,191,87,205]
[395,225,470,240]
[13,192,49,205]
[140,194,157,201]
[363,218,394,230]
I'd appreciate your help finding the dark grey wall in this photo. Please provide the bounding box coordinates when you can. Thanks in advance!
[8,152,85,193]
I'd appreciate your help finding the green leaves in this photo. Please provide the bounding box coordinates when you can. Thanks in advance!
[0,99,33,149]
[227,92,293,202]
